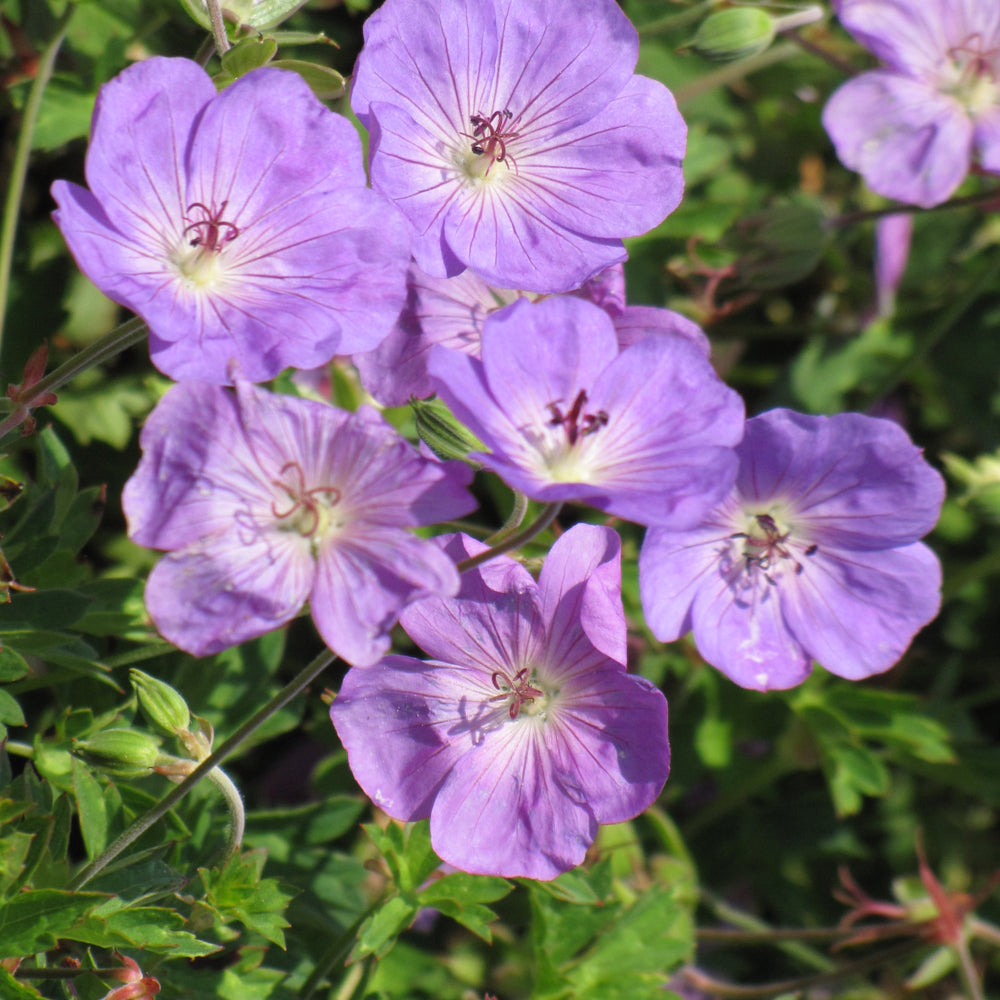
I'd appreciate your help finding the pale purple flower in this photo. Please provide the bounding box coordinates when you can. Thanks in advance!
[122,381,476,665]
[354,262,708,406]
[350,0,686,293]
[823,0,1000,207]
[427,296,743,528]
[639,409,945,691]
[52,57,411,384]
[329,524,669,879]
[874,213,913,317]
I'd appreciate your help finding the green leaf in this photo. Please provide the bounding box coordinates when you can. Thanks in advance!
[694,715,732,769]
[68,899,220,956]
[269,59,345,99]
[352,895,417,960]
[0,889,106,958]
[71,759,107,858]
[0,589,92,630]
[364,820,440,893]
[0,689,25,727]
[0,966,43,998]
[416,873,512,941]
[0,647,30,682]
[36,427,77,523]
[198,849,296,948]
[31,81,95,151]
[220,35,278,78]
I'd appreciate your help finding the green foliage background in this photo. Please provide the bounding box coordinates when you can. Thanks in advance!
[2,1,999,997]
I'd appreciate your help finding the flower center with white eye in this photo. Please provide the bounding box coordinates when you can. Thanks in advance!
[940,35,1000,116]
[459,107,521,182]
[270,460,343,552]
[731,509,817,583]
[537,389,609,482]
[173,200,240,289]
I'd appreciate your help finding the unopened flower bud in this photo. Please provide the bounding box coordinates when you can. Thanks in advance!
[130,668,191,737]
[410,397,483,465]
[689,8,776,63]
[72,729,162,778]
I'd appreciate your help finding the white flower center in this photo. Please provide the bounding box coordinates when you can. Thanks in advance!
[171,200,240,291]
[731,505,816,583]
[939,36,1000,116]
[270,461,344,555]
[531,388,608,482]
[457,107,522,183]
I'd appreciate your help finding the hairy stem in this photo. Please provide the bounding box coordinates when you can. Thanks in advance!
[67,649,337,890]
[675,42,800,105]
[205,0,231,54]
[299,901,383,999]
[699,891,835,972]
[828,186,1000,229]
[0,5,74,353]
[0,317,147,439]
[485,490,529,546]
[682,939,923,998]
[206,765,245,860]
[455,502,562,574]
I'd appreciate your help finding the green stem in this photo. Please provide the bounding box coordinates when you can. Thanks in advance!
[682,939,924,998]
[782,25,857,76]
[0,316,147,439]
[484,490,529,545]
[675,41,800,105]
[2,741,33,758]
[455,502,562,574]
[17,967,123,980]
[0,5,75,353]
[206,765,245,860]
[697,925,858,944]
[699,891,834,973]
[298,900,384,1000]
[67,648,336,890]
[828,185,1000,229]
[637,1,714,37]
[864,250,1000,406]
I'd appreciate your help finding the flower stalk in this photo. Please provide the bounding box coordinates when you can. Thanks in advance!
[67,648,337,890]
[0,5,74,352]
[455,502,562,574]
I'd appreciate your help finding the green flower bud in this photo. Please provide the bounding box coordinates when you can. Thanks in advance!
[410,396,484,465]
[734,203,829,291]
[690,8,776,63]
[72,729,162,778]
[130,668,191,737]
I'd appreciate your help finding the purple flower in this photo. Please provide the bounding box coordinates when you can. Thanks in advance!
[350,0,686,293]
[822,0,1000,207]
[639,409,945,691]
[122,381,476,665]
[354,261,709,406]
[874,213,913,318]
[51,57,411,384]
[329,524,670,879]
[427,296,743,528]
